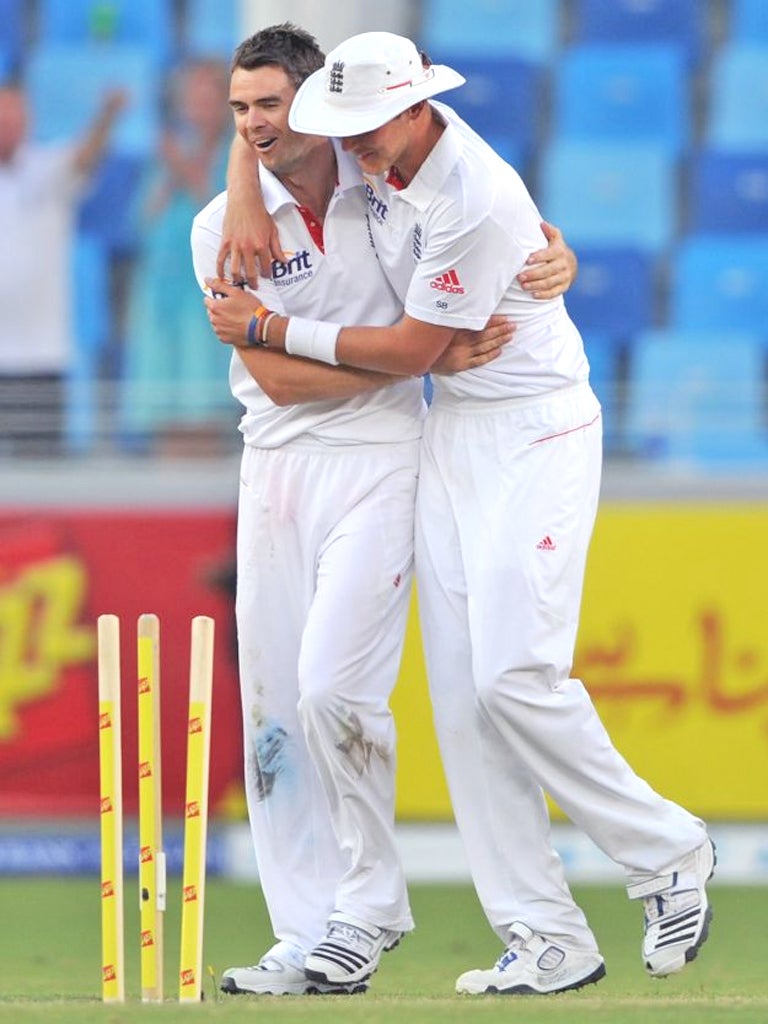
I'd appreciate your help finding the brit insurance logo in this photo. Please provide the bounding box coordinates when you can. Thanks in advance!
[363,178,389,225]
[271,249,314,287]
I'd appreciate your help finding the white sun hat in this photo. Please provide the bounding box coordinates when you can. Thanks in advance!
[288,31,465,137]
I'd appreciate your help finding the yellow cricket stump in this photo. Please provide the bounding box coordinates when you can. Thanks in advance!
[98,614,125,1003]
[179,616,215,1003]
[137,613,166,1003]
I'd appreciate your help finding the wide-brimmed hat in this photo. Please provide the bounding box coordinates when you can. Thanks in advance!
[289,31,465,137]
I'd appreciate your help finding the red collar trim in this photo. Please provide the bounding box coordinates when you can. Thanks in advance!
[386,166,406,190]
[296,204,324,252]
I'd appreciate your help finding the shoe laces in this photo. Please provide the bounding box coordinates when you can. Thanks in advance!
[326,920,373,950]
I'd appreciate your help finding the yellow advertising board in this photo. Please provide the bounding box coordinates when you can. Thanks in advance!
[392,503,768,820]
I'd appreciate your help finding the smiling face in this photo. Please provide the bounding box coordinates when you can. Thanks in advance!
[229,64,324,178]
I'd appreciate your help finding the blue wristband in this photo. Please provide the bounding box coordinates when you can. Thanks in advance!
[247,314,260,347]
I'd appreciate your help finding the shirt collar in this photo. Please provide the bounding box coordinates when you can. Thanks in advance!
[332,138,365,193]
[257,160,296,215]
[390,118,463,212]
[257,138,361,216]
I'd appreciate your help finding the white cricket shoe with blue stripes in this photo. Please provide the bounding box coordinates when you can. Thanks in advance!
[628,838,716,978]
[304,913,402,985]
[221,940,367,995]
[455,922,606,995]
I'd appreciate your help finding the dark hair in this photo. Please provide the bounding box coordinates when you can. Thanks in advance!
[231,23,325,91]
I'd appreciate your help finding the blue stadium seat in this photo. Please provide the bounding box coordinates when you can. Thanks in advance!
[538,140,677,251]
[185,0,239,59]
[670,236,768,330]
[730,0,768,44]
[581,331,625,453]
[420,0,560,63]
[688,151,768,234]
[37,0,175,67]
[438,56,543,169]
[25,42,160,158]
[570,0,704,66]
[0,0,24,74]
[566,248,656,337]
[707,44,768,151]
[625,330,768,465]
[553,44,689,153]
[0,47,13,83]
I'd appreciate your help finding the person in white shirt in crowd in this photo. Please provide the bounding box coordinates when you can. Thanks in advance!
[0,81,124,455]
[206,30,715,998]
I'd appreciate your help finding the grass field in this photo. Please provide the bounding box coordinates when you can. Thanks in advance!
[0,878,765,1023]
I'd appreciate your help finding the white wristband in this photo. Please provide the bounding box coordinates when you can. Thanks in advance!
[285,317,341,365]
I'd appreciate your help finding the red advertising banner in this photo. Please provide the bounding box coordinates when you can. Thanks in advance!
[0,510,243,818]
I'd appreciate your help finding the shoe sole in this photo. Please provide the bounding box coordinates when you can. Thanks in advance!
[463,961,607,996]
[305,964,375,985]
[647,839,717,978]
[220,976,367,996]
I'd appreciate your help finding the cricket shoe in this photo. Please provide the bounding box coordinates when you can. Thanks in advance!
[455,922,606,995]
[220,941,367,996]
[628,837,716,978]
[304,912,402,985]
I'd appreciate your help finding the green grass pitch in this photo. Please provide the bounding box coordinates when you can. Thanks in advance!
[0,878,765,1023]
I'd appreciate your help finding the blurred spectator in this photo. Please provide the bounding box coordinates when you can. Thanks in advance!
[0,81,124,456]
[119,57,237,455]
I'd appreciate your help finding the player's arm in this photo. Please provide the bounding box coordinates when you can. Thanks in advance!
[204,277,453,374]
[216,133,284,285]
[203,278,514,378]
[194,223,403,403]
[517,220,578,299]
[233,346,404,407]
[205,200,528,375]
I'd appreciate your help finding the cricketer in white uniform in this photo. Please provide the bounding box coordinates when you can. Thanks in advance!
[248,31,715,995]
[192,140,422,989]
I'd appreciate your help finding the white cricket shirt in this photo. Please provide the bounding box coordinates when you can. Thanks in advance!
[0,143,83,374]
[361,102,590,401]
[192,141,424,447]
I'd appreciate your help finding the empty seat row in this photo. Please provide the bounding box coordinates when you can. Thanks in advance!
[573,230,768,466]
[420,0,707,65]
[569,237,768,337]
[556,41,768,152]
[421,0,768,66]
[450,42,768,159]
[588,330,768,467]
[0,0,239,78]
[539,143,768,251]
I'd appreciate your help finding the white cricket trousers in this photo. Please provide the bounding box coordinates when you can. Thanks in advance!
[416,382,707,950]
[236,440,419,953]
